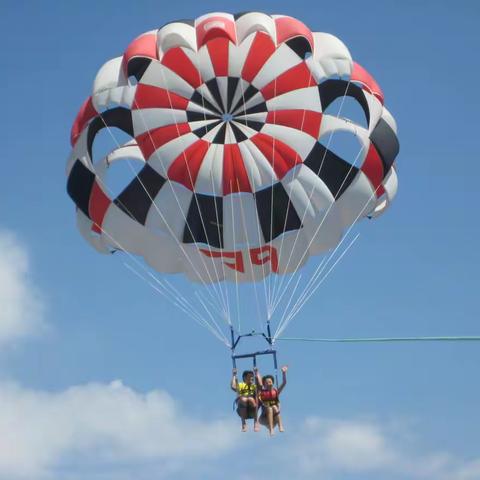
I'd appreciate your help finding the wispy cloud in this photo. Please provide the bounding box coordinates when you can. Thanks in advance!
[0,380,238,480]
[0,230,45,343]
[266,416,480,480]
[0,379,478,480]
[291,417,398,474]
[0,230,477,480]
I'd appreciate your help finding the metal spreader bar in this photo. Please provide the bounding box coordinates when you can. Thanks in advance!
[230,322,279,386]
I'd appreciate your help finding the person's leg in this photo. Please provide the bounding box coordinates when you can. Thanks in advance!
[246,398,260,432]
[259,408,268,427]
[246,397,256,411]
[265,406,274,435]
[272,405,284,432]
[237,397,249,431]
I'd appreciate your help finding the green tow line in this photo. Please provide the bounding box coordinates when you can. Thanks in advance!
[277,336,480,343]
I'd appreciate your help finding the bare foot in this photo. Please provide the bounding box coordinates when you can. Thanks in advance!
[269,429,275,436]
[254,422,260,432]
[279,426,285,432]
[241,424,247,432]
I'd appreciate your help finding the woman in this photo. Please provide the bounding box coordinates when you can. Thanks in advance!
[258,365,288,435]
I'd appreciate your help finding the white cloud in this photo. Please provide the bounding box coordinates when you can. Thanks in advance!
[321,419,397,470]
[0,231,44,343]
[0,378,478,480]
[446,459,480,480]
[280,417,398,477]
[268,417,480,480]
[0,380,238,480]
[0,228,477,479]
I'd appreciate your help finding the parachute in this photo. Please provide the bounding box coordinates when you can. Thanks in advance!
[66,12,399,350]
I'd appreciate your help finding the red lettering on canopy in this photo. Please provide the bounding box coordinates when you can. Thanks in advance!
[199,249,245,273]
[199,246,279,274]
[250,246,278,273]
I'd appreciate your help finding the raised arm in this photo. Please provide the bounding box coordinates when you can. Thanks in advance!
[278,365,288,394]
[254,367,263,388]
[230,368,238,393]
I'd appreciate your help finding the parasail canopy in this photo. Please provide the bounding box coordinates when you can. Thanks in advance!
[66,12,399,345]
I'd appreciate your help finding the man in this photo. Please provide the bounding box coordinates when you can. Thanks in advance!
[231,368,261,432]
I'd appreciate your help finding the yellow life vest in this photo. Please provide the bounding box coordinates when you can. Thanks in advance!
[237,382,256,397]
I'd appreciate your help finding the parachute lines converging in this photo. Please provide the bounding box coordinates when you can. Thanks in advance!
[66,12,400,347]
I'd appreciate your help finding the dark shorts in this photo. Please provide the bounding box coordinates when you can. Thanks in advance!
[236,397,257,418]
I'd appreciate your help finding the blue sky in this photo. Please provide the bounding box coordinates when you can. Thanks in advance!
[1,0,480,479]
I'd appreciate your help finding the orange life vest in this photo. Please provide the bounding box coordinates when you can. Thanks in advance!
[260,387,279,406]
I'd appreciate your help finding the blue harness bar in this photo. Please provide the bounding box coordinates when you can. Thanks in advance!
[230,323,279,386]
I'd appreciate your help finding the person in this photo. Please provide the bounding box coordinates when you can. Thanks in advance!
[258,365,288,436]
[231,368,261,432]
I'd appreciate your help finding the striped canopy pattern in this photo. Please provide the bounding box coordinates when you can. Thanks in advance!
[66,12,399,283]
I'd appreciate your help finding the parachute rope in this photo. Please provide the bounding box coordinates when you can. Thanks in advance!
[96,111,230,323]
[274,169,393,338]
[74,178,229,343]
[69,119,227,340]
[89,113,232,343]
[124,262,229,345]
[129,57,235,319]
[274,233,360,339]
[188,53,235,323]
[236,175,265,332]
[229,177,243,331]
[277,139,362,326]
[149,274,210,325]
[208,147,234,325]
[266,82,350,314]
[269,99,311,316]
[275,273,303,331]
[194,290,226,324]
[266,74,278,314]
[191,287,231,342]
[236,66,271,327]
[132,84,232,321]
[272,81,356,329]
